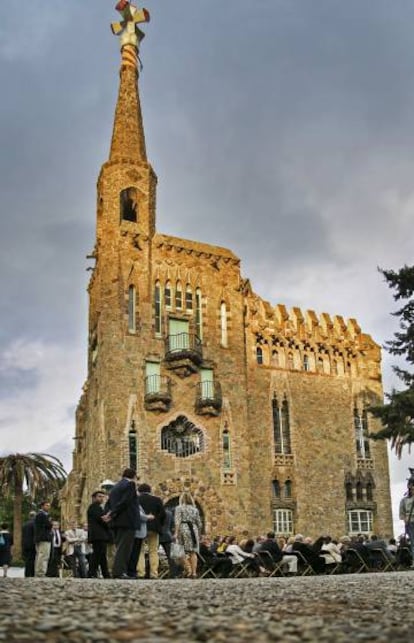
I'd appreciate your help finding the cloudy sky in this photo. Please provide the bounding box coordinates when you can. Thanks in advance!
[0,0,413,534]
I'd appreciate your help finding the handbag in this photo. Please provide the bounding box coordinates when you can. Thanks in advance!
[171,542,185,560]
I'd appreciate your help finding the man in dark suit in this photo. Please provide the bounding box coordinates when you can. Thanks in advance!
[136,483,166,579]
[259,532,283,566]
[34,501,53,577]
[46,521,64,577]
[87,490,111,578]
[22,511,36,577]
[104,468,139,579]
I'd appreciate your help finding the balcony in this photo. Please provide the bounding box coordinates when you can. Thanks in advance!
[195,380,222,416]
[144,375,172,412]
[164,332,202,377]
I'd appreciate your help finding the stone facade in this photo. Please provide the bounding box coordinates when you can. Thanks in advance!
[61,37,393,540]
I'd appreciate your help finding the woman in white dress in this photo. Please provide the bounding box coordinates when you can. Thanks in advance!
[174,492,202,578]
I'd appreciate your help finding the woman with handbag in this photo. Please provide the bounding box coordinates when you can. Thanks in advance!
[174,492,202,578]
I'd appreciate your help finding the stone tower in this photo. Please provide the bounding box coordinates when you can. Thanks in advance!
[62,5,393,539]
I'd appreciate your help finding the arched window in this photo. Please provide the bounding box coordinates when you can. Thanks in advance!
[185,284,193,311]
[195,288,203,340]
[303,354,310,372]
[272,394,292,455]
[271,350,279,367]
[356,481,363,501]
[287,352,294,369]
[366,482,373,502]
[354,407,371,459]
[164,281,172,309]
[220,301,228,347]
[175,281,183,309]
[154,281,162,336]
[345,482,353,502]
[222,429,232,471]
[332,359,338,376]
[120,186,138,222]
[284,480,292,498]
[161,415,204,458]
[256,346,263,364]
[317,357,324,373]
[128,423,138,471]
[272,480,281,497]
[128,285,136,332]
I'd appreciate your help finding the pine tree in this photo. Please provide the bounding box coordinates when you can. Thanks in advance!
[370,265,414,456]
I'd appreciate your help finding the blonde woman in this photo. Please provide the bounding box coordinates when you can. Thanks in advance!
[174,492,202,578]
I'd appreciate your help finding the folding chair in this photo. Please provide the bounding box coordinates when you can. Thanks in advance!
[369,548,397,573]
[257,550,287,577]
[343,547,370,573]
[291,550,314,576]
[196,552,219,579]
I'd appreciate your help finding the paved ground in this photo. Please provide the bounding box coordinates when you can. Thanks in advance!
[0,571,412,642]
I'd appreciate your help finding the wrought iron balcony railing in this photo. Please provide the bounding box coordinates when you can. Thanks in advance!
[144,375,172,405]
[164,332,202,365]
[195,380,222,413]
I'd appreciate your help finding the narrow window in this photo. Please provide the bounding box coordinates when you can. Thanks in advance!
[366,482,373,502]
[345,482,353,502]
[195,288,203,340]
[317,357,324,373]
[128,285,136,332]
[200,368,214,400]
[303,354,310,372]
[287,352,294,369]
[185,284,193,311]
[256,346,263,364]
[128,424,138,471]
[164,281,172,309]
[284,479,292,498]
[145,361,161,394]
[175,281,183,309]
[272,480,281,497]
[271,350,279,367]
[356,481,363,501]
[223,429,232,470]
[220,301,228,347]
[355,407,371,459]
[120,187,138,222]
[154,281,162,336]
[272,395,292,455]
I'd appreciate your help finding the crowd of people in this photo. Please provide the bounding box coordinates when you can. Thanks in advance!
[1,467,414,579]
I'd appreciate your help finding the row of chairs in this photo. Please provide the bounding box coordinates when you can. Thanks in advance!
[196,547,410,579]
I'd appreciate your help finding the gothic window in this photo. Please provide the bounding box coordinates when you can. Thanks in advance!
[272,480,281,497]
[185,284,193,311]
[154,281,162,336]
[345,482,353,502]
[256,346,263,365]
[317,357,324,373]
[354,407,371,459]
[356,481,363,501]
[348,509,373,535]
[366,482,373,502]
[128,424,138,471]
[272,394,292,455]
[287,352,294,369]
[220,302,228,347]
[120,187,138,222]
[284,480,292,498]
[128,285,136,332]
[332,359,338,376]
[161,415,204,458]
[175,281,183,309]
[303,354,310,372]
[273,509,293,536]
[164,281,172,309]
[271,350,279,367]
[222,428,232,471]
[195,288,203,340]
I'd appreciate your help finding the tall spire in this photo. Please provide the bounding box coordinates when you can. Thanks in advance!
[109,2,150,163]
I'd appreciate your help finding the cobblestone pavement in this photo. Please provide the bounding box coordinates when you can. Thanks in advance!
[0,572,412,642]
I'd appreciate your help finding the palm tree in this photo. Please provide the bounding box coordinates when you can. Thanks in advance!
[0,453,67,559]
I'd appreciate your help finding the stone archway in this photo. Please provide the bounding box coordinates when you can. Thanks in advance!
[156,475,229,535]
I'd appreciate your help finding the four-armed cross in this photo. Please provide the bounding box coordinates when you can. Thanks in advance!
[111,1,150,48]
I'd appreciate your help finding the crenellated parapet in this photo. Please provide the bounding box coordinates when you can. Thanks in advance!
[245,290,381,379]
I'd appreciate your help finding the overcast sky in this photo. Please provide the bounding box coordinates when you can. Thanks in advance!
[0,0,413,535]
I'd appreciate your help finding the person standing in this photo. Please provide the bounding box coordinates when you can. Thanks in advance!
[87,491,111,578]
[64,522,88,578]
[104,468,140,579]
[159,506,175,577]
[34,501,53,577]
[46,521,63,577]
[174,492,202,578]
[136,483,166,579]
[22,511,36,577]
[399,478,414,566]
[0,523,13,578]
